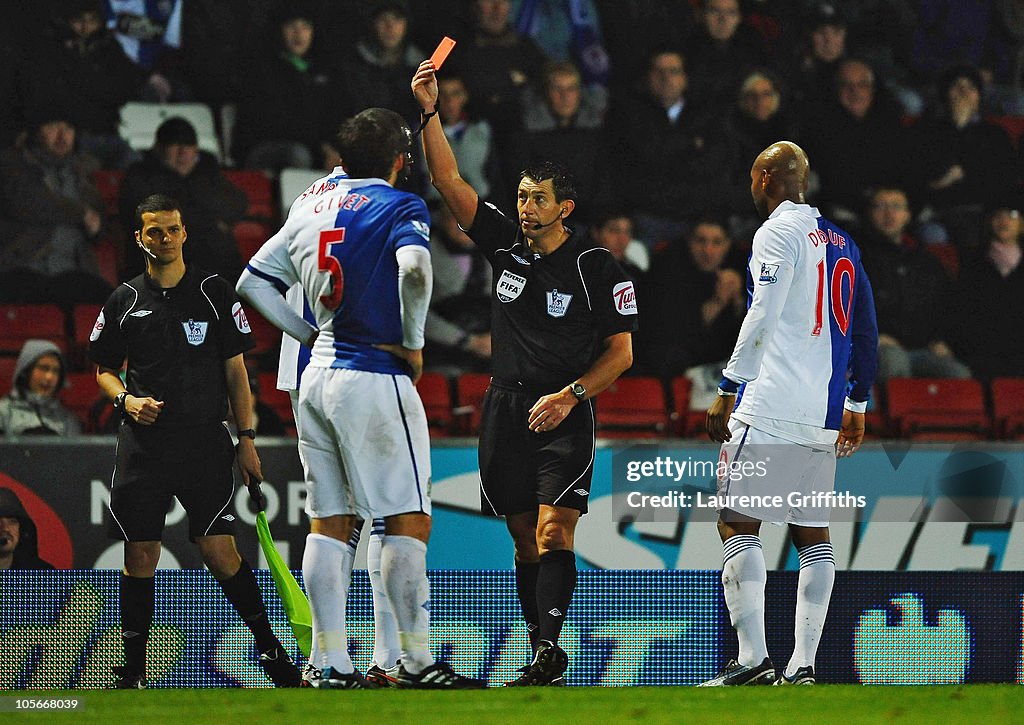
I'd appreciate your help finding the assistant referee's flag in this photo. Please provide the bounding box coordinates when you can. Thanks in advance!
[248,482,313,657]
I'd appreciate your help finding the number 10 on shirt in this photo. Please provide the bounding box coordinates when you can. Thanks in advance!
[813,257,855,337]
[318,228,346,309]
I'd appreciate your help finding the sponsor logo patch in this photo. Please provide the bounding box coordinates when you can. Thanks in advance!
[231,302,251,334]
[546,288,573,317]
[411,220,430,240]
[89,310,105,341]
[221,514,235,522]
[182,319,209,346]
[496,269,527,303]
[573,488,589,497]
[758,263,779,284]
[129,309,152,318]
[612,281,637,315]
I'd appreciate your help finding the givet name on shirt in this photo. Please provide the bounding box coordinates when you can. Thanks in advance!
[313,192,371,215]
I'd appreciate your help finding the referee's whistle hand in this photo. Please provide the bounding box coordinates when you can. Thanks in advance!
[706,396,733,443]
[528,389,577,433]
[126,395,164,426]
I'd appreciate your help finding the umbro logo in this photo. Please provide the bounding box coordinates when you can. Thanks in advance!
[129,310,152,317]
[548,608,562,617]
[221,514,235,521]
[573,488,589,497]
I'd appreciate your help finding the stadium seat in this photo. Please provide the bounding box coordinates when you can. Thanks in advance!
[234,220,272,262]
[454,373,491,435]
[886,378,989,440]
[925,243,960,280]
[62,371,100,431]
[256,372,295,435]
[992,378,1024,439]
[670,376,708,438]
[596,376,669,438]
[91,170,125,217]
[0,305,67,355]
[245,309,281,359]
[119,102,221,159]
[224,170,275,220]
[0,356,16,397]
[71,304,104,353]
[279,168,324,212]
[417,372,453,437]
[987,114,1024,149]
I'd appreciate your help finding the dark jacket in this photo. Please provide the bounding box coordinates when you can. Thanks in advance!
[0,487,55,570]
[951,249,1024,379]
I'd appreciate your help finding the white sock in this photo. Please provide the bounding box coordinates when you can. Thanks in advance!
[722,534,768,667]
[787,542,835,676]
[368,519,401,668]
[381,535,434,674]
[302,533,354,674]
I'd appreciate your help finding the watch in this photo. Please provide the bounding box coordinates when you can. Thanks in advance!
[237,428,256,440]
[113,391,128,410]
[570,382,586,402]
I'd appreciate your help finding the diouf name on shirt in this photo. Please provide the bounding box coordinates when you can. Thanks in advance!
[808,227,846,249]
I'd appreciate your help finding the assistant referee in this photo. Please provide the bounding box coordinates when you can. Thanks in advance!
[413,61,637,686]
[89,194,300,689]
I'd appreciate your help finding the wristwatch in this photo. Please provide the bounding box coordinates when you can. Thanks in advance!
[113,391,128,410]
[237,428,256,440]
[570,382,586,402]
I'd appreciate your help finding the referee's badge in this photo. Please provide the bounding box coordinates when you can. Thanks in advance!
[496,269,526,302]
[546,289,572,317]
[182,318,209,346]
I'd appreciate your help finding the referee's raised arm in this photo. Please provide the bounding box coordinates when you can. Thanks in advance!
[412,60,479,229]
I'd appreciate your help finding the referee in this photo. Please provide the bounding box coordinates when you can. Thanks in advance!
[413,61,637,685]
[89,194,300,689]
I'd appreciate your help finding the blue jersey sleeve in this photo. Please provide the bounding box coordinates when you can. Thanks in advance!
[848,256,879,402]
[389,196,431,252]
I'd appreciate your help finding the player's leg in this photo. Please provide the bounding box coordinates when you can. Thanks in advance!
[779,525,834,685]
[365,517,403,686]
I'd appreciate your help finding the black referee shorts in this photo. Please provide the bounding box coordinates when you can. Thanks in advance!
[107,421,237,542]
[478,380,596,517]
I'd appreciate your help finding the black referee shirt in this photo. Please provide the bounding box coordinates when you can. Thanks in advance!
[466,201,639,392]
[88,266,255,429]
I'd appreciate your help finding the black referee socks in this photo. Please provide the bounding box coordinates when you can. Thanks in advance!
[514,559,541,654]
[536,549,577,644]
[119,573,154,673]
[218,559,278,653]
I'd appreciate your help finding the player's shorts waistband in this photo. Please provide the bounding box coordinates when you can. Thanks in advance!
[489,377,565,398]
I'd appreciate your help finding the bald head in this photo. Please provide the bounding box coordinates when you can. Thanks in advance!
[750,141,809,218]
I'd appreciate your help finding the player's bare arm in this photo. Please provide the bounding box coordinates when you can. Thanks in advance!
[412,60,479,228]
[528,332,633,433]
[224,353,262,484]
[706,392,735,443]
[837,409,865,458]
[96,365,164,425]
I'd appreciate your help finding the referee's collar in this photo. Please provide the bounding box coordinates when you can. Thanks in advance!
[143,265,194,292]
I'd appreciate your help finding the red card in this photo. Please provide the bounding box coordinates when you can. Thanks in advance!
[430,36,456,70]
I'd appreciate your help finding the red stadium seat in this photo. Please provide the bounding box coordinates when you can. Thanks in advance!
[992,378,1024,439]
[225,170,274,220]
[245,309,281,359]
[454,373,491,435]
[256,372,295,434]
[0,305,67,355]
[0,356,16,398]
[596,376,669,438]
[986,115,1024,149]
[925,243,960,280]
[670,376,708,438]
[91,170,124,217]
[886,378,989,440]
[62,371,100,431]
[417,372,453,437]
[234,220,272,262]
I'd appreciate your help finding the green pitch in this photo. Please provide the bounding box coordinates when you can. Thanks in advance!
[3,686,1019,724]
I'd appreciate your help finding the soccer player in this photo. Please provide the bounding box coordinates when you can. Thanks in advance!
[701,142,878,686]
[235,108,483,689]
[413,60,637,685]
[90,194,301,689]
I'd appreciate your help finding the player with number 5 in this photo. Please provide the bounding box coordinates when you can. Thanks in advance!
[702,142,878,687]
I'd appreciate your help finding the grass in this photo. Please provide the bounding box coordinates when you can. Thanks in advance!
[2,685,1019,724]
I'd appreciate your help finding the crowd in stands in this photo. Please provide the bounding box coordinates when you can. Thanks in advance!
[0,0,1023,438]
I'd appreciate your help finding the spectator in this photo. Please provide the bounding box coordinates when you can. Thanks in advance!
[424,203,493,375]
[233,3,342,174]
[638,217,746,378]
[778,2,848,106]
[0,106,112,304]
[606,47,739,248]
[104,0,191,102]
[803,58,907,224]
[510,0,610,90]
[0,339,82,437]
[0,488,55,570]
[514,60,609,222]
[911,64,1018,252]
[119,117,247,282]
[587,209,648,280]
[451,0,548,139]
[429,73,498,202]
[685,0,766,111]
[18,0,142,168]
[952,201,1024,380]
[859,187,970,382]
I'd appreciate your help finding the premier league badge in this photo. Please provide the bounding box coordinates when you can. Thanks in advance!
[546,289,572,318]
[182,318,209,346]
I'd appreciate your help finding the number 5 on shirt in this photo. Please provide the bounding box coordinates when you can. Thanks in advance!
[318,228,346,309]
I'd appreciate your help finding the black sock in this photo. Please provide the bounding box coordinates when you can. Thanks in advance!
[514,559,541,654]
[120,573,154,673]
[536,549,577,644]
[217,559,278,652]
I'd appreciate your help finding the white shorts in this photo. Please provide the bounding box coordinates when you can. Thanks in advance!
[716,419,836,526]
[298,367,431,520]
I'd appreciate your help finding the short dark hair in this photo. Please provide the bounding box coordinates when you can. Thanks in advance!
[135,194,182,231]
[590,207,632,230]
[335,108,412,180]
[519,161,577,202]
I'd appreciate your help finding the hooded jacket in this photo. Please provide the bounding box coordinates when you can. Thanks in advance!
[0,339,82,437]
[0,487,55,570]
